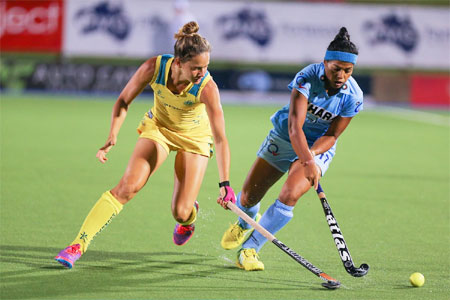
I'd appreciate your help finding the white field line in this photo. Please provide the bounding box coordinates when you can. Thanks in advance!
[370,106,450,127]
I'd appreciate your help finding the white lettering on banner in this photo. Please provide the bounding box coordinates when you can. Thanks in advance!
[0,3,60,37]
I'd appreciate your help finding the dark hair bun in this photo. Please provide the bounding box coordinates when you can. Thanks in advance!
[335,27,351,42]
[327,26,358,55]
[174,21,199,39]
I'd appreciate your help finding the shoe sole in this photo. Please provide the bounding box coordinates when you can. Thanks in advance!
[55,257,73,269]
[235,260,264,271]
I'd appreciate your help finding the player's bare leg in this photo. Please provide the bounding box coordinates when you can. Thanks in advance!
[278,159,319,206]
[111,138,169,204]
[56,138,168,268]
[171,151,209,245]
[240,157,285,207]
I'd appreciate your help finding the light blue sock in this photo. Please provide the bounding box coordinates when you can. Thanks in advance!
[236,192,260,230]
[242,199,294,252]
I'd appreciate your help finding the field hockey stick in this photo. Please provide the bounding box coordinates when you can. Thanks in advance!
[226,201,340,289]
[316,183,369,277]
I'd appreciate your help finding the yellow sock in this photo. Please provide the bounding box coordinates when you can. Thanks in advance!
[180,204,197,226]
[71,191,123,253]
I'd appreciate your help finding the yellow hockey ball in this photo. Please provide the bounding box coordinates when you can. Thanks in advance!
[409,272,425,287]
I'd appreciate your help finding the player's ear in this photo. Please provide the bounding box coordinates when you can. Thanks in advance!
[174,57,182,67]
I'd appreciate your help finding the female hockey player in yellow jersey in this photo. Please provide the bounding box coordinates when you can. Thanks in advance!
[55,21,237,268]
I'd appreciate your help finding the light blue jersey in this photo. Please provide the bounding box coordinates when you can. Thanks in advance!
[271,62,363,146]
[257,62,363,174]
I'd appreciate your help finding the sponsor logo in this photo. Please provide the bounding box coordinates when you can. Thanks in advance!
[92,212,117,240]
[0,2,60,38]
[267,142,279,156]
[296,76,306,89]
[74,1,131,41]
[275,240,322,274]
[307,103,337,121]
[79,232,88,242]
[364,13,419,52]
[216,7,272,47]
[325,213,351,263]
[184,100,194,106]
[30,62,137,92]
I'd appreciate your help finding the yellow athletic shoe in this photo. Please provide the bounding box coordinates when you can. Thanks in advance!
[236,248,264,271]
[221,213,261,250]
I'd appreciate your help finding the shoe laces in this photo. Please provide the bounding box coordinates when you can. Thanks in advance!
[243,248,259,260]
[230,224,245,238]
[66,244,81,254]
[176,224,194,234]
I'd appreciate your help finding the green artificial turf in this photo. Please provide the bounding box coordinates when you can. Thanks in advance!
[1,94,449,300]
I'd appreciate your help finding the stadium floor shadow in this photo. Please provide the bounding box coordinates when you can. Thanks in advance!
[0,244,307,299]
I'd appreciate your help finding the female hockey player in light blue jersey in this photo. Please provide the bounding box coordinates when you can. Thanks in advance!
[218,27,364,271]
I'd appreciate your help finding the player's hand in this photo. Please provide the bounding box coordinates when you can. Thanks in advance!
[96,136,117,163]
[217,185,236,210]
[303,161,320,190]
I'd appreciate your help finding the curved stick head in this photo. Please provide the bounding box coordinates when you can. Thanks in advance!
[321,280,341,289]
[348,263,369,277]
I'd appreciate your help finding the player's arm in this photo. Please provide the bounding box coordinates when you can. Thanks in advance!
[288,89,320,189]
[309,116,353,157]
[200,80,235,208]
[96,57,157,163]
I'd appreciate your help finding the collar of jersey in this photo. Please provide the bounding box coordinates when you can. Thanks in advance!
[164,57,194,96]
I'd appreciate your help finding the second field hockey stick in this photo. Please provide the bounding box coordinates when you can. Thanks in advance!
[316,183,369,277]
[226,201,341,289]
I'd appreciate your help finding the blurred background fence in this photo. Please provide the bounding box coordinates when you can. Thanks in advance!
[1,0,449,108]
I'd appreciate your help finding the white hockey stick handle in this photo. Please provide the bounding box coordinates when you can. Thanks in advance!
[226,201,275,242]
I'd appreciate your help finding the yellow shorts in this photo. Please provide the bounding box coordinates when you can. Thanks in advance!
[137,113,213,157]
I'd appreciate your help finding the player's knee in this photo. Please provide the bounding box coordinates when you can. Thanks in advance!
[172,205,192,223]
[112,181,141,204]
[278,187,304,206]
[240,190,261,208]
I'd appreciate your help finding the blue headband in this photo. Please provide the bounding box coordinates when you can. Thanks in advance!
[324,50,358,64]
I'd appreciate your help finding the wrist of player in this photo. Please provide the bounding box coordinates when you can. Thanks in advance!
[302,159,315,167]
[218,181,236,204]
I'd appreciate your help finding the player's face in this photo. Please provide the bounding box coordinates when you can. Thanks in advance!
[324,60,354,89]
[180,52,210,84]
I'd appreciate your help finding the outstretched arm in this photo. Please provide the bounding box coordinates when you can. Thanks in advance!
[96,57,157,163]
[288,89,320,189]
[200,80,235,208]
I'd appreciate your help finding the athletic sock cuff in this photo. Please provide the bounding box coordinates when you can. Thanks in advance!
[180,205,197,226]
[104,191,123,213]
[274,199,294,217]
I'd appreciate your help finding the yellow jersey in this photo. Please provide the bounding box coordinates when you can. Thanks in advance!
[148,54,212,142]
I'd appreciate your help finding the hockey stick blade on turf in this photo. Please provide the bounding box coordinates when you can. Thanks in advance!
[226,201,340,289]
[316,183,369,277]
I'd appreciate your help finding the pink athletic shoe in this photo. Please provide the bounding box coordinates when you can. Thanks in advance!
[172,201,199,246]
[55,244,82,269]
